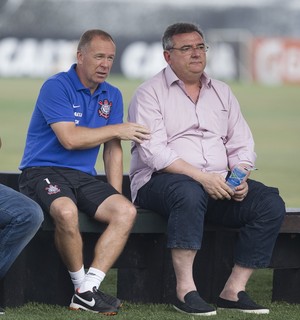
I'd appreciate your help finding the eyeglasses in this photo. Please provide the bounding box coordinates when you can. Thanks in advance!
[168,44,209,54]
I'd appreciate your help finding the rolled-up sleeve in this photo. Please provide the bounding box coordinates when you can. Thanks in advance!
[128,84,179,171]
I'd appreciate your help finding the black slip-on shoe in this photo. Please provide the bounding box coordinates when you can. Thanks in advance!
[173,291,217,316]
[69,287,118,315]
[217,291,269,314]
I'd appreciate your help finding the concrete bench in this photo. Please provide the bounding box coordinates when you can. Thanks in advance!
[0,172,299,307]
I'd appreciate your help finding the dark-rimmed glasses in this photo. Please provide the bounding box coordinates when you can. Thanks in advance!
[168,44,209,54]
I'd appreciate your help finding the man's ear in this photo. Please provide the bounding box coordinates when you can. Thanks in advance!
[163,50,171,64]
[77,51,83,65]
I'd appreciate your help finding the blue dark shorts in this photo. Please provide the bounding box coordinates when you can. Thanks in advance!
[19,166,119,217]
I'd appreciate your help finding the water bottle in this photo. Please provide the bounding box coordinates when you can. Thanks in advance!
[226,165,248,190]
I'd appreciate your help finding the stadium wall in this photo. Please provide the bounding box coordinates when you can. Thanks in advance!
[0,0,299,84]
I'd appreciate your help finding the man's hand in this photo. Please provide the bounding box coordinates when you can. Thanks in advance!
[200,173,235,200]
[116,122,151,143]
[232,181,249,202]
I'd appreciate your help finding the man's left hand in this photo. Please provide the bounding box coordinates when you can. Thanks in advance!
[232,181,249,202]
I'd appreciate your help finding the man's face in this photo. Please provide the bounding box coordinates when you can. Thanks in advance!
[164,31,207,82]
[77,36,116,91]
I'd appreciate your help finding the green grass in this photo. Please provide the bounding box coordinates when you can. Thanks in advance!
[3,269,300,319]
[1,77,300,318]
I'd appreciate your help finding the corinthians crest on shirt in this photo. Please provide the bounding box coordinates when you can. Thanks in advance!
[98,99,112,119]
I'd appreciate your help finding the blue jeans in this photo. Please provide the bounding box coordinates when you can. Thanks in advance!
[0,184,44,278]
[136,173,285,269]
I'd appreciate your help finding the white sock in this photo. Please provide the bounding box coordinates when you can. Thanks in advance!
[69,265,85,291]
[79,267,106,293]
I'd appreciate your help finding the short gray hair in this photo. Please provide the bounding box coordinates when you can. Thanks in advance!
[77,29,115,51]
[162,22,205,50]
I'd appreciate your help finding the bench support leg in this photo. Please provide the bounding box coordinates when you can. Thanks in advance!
[272,268,300,303]
[117,234,176,303]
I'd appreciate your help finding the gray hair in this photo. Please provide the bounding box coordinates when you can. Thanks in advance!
[162,22,205,50]
[77,29,115,51]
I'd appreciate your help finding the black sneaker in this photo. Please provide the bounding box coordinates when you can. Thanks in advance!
[0,306,4,315]
[217,291,269,314]
[95,288,122,309]
[69,287,118,315]
[173,291,217,316]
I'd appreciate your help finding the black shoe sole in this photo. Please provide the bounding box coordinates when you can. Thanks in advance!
[217,307,269,314]
[173,305,217,316]
[69,306,118,316]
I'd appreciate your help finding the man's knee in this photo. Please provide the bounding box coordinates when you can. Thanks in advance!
[113,198,137,226]
[257,187,286,224]
[18,194,44,230]
[28,200,44,229]
[169,180,207,212]
[97,194,137,227]
[268,193,286,222]
[50,198,79,232]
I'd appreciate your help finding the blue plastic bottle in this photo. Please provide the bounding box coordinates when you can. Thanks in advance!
[226,165,247,190]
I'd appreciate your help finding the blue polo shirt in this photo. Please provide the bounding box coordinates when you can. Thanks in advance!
[19,64,124,175]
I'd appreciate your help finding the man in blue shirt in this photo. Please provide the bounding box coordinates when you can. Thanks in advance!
[19,29,150,315]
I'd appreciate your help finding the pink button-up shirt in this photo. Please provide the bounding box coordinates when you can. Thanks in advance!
[128,65,256,202]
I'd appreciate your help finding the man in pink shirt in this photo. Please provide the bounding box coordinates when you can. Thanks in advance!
[128,22,285,316]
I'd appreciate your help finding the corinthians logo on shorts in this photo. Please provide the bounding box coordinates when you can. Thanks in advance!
[98,99,112,119]
[45,184,61,195]
[44,178,61,195]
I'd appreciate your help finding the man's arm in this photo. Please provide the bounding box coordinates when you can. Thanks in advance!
[163,158,234,200]
[103,139,123,193]
[224,88,256,168]
[51,121,150,150]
